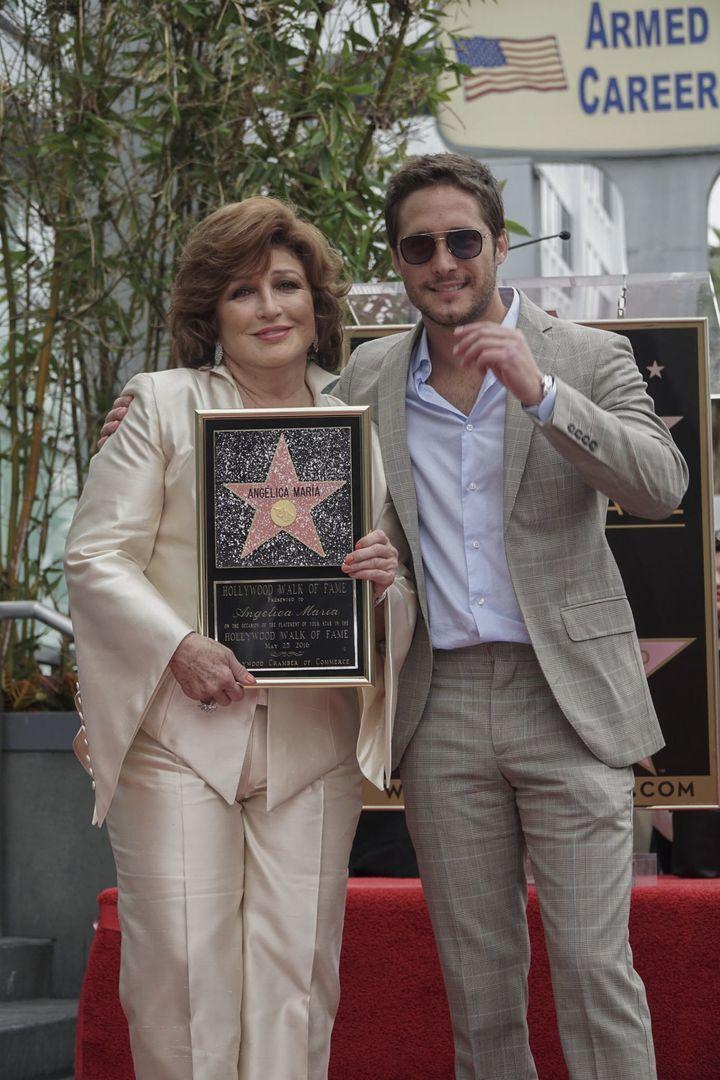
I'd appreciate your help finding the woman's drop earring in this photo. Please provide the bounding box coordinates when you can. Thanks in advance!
[214,342,224,365]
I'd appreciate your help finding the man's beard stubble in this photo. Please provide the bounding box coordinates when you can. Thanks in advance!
[406,262,498,329]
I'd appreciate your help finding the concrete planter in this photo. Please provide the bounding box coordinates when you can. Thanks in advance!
[1,712,116,997]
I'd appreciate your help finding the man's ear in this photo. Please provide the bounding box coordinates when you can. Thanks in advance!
[495,228,509,268]
[390,246,403,278]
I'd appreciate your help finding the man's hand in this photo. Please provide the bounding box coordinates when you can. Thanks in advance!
[97,394,134,450]
[341,528,398,603]
[453,324,543,406]
[170,632,256,706]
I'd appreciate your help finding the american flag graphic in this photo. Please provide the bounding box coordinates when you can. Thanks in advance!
[453,35,568,102]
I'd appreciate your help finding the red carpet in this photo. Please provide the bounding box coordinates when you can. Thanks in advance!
[76,878,720,1079]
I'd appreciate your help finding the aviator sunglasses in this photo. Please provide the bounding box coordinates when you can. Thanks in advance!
[398,228,490,266]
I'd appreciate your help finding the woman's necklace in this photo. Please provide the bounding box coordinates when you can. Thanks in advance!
[232,376,313,409]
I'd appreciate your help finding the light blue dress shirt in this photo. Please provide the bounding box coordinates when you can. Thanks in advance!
[405,288,556,650]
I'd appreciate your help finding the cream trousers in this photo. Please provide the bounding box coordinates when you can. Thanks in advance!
[105,707,362,1080]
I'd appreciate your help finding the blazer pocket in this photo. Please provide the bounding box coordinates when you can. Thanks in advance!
[561,596,636,641]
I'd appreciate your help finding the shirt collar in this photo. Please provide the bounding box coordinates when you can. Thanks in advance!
[410,287,520,390]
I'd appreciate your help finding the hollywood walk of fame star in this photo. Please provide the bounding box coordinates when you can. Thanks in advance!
[646,360,664,379]
[224,434,345,557]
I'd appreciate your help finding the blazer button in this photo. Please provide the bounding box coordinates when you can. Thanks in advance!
[567,423,575,434]
[85,754,91,762]
[91,781,96,791]
[589,440,598,451]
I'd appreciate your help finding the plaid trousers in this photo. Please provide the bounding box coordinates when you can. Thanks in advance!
[401,643,656,1080]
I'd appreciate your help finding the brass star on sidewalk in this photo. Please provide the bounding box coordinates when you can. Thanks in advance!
[225,434,345,557]
[646,360,664,379]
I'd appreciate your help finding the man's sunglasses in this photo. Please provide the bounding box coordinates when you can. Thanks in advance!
[398,228,490,266]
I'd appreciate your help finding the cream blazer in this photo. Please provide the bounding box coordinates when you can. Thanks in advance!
[64,361,415,826]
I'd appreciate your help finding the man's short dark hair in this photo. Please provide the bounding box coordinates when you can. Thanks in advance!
[384,153,505,251]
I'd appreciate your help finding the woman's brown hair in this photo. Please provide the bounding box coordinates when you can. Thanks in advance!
[169,197,350,373]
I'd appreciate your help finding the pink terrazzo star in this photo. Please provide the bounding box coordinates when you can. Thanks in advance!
[225,433,345,557]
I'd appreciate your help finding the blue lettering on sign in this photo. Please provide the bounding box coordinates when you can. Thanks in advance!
[580,4,716,116]
[586,2,608,47]
[689,7,709,41]
[653,73,671,109]
[579,66,600,113]
[636,9,661,46]
[675,72,694,108]
[611,11,632,47]
[604,76,625,111]
[585,4,710,48]
[699,71,719,107]
[578,68,718,114]
[666,7,685,44]
[627,75,649,111]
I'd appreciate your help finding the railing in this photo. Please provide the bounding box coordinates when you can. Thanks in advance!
[0,601,74,639]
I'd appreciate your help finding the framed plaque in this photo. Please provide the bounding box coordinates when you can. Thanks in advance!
[196,406,375,686]
[588,318,718,809]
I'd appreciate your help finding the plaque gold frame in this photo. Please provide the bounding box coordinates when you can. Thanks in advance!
[196,405,375,687]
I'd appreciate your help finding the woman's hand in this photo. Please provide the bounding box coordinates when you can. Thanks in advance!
[341,528,398,603]
[97,394,134,449]
[170,632,257,707]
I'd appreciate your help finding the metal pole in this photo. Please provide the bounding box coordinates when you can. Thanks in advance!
[0,601,74,639]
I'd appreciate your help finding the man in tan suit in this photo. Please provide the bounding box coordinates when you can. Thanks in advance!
[333,155,687,1079]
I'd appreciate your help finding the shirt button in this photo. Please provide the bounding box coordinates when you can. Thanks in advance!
[472,540,480,549]
[466,423,473,432]
[476,597,485,606]
[468,482,477,491]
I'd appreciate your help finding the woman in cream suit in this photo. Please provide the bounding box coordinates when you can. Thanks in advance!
[64,197,415,1080]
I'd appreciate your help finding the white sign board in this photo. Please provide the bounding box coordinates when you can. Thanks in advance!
[439,0,720,157]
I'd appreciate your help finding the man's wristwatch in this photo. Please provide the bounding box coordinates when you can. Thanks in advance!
[538,372,554,401]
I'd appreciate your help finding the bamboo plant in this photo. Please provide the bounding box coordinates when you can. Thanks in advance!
[0,0,466,706]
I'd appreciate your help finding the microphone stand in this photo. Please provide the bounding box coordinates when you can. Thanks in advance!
[507,230,571,250]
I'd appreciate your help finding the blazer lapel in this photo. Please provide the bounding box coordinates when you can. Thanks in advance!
[375,325,430,620]
[503,293,557,527]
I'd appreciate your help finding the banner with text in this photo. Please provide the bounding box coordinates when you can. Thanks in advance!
[439,1,720,157]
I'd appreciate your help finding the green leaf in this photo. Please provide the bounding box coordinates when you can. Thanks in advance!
[505,218,531,237]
